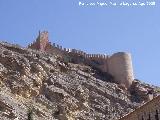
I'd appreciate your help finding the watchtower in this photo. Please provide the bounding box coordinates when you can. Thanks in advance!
[108,52,134,88]
[28,31,49,51]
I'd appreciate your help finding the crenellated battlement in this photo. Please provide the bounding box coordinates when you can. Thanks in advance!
[28,31,109,59]
[28,31,134,88]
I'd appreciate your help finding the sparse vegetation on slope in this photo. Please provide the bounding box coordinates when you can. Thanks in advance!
[0,41,159,120]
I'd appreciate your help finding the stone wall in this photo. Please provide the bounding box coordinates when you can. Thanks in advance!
[28,31,134,88]
[108,52,134,88]
[39,31,49,51]
[119,95,160,120]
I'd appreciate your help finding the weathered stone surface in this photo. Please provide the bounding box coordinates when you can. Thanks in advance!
[0,41,159,120]
[119,95,160,120]
[130,80,156,102]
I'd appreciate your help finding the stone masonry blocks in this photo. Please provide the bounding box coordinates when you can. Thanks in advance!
[28,31,135,89]
[108,52,134,88]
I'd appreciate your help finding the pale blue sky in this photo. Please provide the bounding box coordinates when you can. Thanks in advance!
[0,0,160,86]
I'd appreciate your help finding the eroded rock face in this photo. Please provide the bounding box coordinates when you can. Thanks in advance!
[0,42,159,120]
[130,80,156,103]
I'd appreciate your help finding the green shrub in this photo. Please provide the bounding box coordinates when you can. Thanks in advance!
[27,108,33,120]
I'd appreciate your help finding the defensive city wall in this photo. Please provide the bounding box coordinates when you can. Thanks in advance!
[28,31,134,88]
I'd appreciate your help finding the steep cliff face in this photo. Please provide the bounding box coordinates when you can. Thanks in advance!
[0,42,158,120]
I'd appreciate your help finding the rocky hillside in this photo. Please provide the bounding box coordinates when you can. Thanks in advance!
[0,41,159,120]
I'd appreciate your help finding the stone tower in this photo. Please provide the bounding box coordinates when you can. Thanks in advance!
[37,31,49,51]
[28,31,49,51]
[108,52,134,88]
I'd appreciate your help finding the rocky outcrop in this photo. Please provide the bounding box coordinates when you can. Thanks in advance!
[0,41,159,120]
[130,80,156,103]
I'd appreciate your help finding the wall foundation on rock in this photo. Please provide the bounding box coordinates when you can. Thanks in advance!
[28,31,134,88]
